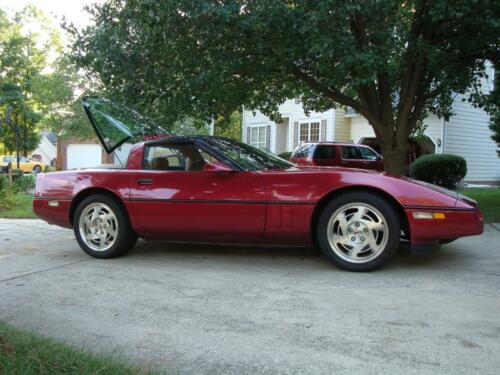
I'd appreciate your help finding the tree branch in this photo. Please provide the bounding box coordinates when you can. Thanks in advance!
[289,66,379,125]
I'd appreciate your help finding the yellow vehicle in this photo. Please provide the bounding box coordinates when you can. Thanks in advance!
[0,155,45,173]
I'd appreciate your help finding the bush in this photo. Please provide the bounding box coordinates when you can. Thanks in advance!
[278,151,292,160]
[44,165,55,172]
[0,175,15,211]
[13,174,36,194]
[409,154,467,189]
[0,174,8,192]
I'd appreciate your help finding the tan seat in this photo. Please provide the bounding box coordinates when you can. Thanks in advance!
[151,157,170,170]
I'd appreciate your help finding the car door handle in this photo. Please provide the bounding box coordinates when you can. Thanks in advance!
[137,178,153,185]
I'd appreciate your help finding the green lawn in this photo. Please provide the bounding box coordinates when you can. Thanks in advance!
[0,193,36,219]
[459,188,500,223]
[0,321,160,375]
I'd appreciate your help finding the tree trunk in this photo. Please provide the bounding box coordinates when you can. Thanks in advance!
[376,119,410,176]
[381,147,408,176]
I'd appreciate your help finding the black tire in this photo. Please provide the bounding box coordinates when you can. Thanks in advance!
[440,238,457,245]
[316,191,401,272]
[32,165,42,174]
[73,194,137,259]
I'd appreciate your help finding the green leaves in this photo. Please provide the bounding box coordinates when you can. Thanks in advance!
[69,0,499,173]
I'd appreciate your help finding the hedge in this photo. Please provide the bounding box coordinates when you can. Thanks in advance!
[409,154,467,189]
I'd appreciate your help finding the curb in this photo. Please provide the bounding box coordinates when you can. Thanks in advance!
[488,223,500,231]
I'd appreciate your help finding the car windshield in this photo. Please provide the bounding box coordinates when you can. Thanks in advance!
[204,138,294,171]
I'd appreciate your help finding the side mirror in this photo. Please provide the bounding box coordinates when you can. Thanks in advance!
[203,162,234,173]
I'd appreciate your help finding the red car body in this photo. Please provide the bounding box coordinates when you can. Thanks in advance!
[34,139,483,248]
[290,142,384,171]
[32,97,484,271]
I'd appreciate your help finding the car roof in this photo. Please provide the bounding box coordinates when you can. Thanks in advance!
[299,142,371,147]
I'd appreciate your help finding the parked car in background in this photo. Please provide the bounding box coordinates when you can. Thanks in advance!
[0,155,45,173]
[290,142,384,171]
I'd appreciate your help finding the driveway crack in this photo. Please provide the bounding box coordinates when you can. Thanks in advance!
[0,259,92,284]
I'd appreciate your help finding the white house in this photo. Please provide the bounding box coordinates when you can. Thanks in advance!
[31,131,57,165]
[242,82,499,184]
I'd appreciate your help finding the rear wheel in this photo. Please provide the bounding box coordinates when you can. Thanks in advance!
[316,191,401,271]
[74,194,137,258]
[32,165,42,173]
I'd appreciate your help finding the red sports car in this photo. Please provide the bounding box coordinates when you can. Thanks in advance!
[33,98,483,271]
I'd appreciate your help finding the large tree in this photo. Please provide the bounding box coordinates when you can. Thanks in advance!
[71,0,499,174]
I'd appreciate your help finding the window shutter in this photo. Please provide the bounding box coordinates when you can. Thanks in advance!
[321,120,327,141]
[265,125,271,151]
[246,127,251,144]
[293,122,299,147]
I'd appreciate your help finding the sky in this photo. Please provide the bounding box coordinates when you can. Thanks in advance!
[1,0,103,29]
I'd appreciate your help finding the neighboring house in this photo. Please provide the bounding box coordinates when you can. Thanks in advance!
[242,80,499,184]
[31,131,57,165]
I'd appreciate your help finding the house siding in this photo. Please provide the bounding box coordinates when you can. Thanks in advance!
[243,99,334,152]
[334,109,351,142]
[444,95,500,182]
[350,116,375,143]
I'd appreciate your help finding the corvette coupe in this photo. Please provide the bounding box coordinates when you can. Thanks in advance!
[33,98,483,271]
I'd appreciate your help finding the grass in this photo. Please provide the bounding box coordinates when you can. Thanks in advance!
[459,188,500,223]
[0,193,36,219]
[0,321,160,375]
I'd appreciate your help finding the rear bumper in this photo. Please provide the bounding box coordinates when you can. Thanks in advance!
[405,207,484,245]
[33,198,73,229]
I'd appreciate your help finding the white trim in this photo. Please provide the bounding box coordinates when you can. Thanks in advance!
[241,105,246,142]
[331,108,336,141]
[439,117,446,154]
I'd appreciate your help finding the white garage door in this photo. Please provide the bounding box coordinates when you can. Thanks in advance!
[67,144,102,170]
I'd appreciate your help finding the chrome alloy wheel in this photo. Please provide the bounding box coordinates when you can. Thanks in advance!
[78,203,118,252]
[326,202,388,264]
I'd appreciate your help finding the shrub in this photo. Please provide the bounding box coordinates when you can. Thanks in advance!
[44,165,55,172]
[0,174,8,192]
[409,154,467,189]
[13,175,36,194]
[0,175,15,211]
[278,151,292,160]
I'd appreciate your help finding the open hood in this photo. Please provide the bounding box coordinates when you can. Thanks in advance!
[82,97,169,153]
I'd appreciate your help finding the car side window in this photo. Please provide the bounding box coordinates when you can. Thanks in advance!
[292,144,313,158]
[144,143,206,171]
[341,146,362,159]
[315,145,335,159]
[359,147,378,160]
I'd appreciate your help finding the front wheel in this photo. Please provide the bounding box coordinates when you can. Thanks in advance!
[74,194,137,259]
[316,191,401,271]
[32,165,42,174]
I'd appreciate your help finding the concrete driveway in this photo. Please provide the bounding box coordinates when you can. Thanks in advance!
[1,219,499,374]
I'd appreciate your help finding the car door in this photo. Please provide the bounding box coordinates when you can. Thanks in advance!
[19,157,31,173]
[313,145,337,166]
[127,141,266,242]
[340,145,379,170]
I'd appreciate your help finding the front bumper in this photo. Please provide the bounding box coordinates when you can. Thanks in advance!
[405,207,484,245]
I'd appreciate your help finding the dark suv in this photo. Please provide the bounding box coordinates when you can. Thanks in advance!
[289,142,384,171]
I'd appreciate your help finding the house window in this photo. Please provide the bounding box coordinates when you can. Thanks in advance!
[299,121,320,142]
[249,125,267,149]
